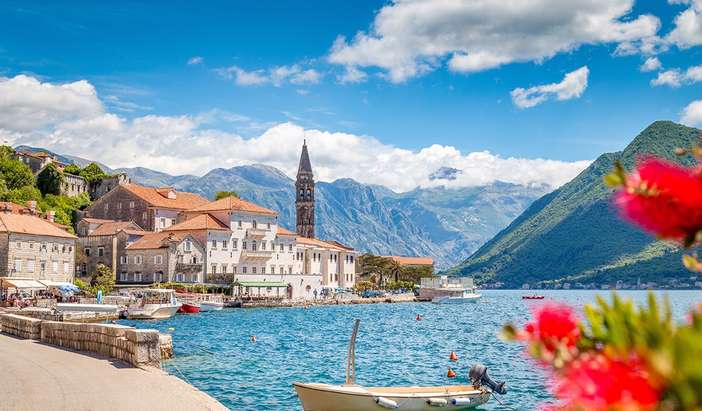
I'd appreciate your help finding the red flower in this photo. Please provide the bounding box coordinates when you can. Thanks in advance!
[554,352,663,411]
[615,157,702,243]
[523,302,580,352]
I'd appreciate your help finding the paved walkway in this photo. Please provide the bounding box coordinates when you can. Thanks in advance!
[0,334,228,411]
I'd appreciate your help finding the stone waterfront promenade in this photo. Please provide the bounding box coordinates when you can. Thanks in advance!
[0,335,227,411]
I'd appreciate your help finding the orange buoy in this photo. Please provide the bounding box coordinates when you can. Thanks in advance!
[416,314,422,321]
[449,351,458,362]
[250,335,257,343]
[447,367,456,378]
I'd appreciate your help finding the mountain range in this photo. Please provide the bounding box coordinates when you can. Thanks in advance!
[16,146,550,269]
[446,121,700,288]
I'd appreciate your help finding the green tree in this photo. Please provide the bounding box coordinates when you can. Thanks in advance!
[0,158,34,190]
[63,164,81,175]
[3,186,41,204]
[90,263,115,294]
[215,190,239,200]
[79,163,107,184]
[37,163,64,195]
[0,145,15,160]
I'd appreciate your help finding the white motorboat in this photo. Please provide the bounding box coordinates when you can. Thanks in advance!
[432,291,481,304]
[293,320,505,411]
[127,289,181,320]
[200,301,224,311]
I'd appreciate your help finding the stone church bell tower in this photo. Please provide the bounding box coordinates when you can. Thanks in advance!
[296,140,315,238]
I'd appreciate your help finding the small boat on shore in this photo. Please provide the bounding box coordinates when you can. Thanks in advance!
[127,289,181,320]
[294,320,506,410]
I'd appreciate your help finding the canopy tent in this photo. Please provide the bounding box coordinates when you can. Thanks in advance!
[234,281,288,288]
[1,278,46,289]
[39,280,80,295]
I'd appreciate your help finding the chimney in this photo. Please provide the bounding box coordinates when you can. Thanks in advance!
[27,200,37,215]
[46,210,55,223]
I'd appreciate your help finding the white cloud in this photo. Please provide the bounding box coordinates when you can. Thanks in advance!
[640,57,662,72]
[0,75,590,192]
[681,100,702,126]
[0,75,103,132]
[650,64,702,87]
[510,66,589,109]
[187,56,204,65]
[337,66,368,84]
[667,0,702,48]
[217,64,321,87]
[328,0,660,83]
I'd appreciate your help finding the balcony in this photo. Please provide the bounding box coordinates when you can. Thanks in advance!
[246,228,268,238]
[240,249,273,260]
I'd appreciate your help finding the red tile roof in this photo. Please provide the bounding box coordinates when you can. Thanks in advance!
[89,221,144,236]
[126,231,188,250]
[164,214,230,232]
[0,202,29,214]
[121,184,208,210]
[186,196,278,216]
[0,213,76,239]
[81,217,115,225]
[297,236,350,251]
[384,256,434,266]
[276,227,297,237]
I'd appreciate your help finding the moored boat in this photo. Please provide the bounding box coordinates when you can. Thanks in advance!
[200,301,224,311]
[178,302,201,313]
[127,289,181,320]
[293,320,506,411]
[522,295,545,300]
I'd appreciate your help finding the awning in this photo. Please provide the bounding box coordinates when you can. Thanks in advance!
[1,278,46,289]
[39,280,74,288]
[234,281,288,288]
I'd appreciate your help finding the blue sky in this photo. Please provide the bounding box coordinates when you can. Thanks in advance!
[1,1,701,191]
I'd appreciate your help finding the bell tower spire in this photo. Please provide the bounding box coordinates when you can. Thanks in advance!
[296,140,315,238]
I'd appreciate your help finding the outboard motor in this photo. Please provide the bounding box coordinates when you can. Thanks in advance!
[469,364,507,395]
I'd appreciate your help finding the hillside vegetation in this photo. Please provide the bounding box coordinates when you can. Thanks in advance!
[446,121,701,288]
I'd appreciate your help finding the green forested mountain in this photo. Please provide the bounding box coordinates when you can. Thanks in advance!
[446,121,701,288]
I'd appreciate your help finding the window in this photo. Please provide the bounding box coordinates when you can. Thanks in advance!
[154,255,163,265]
[242,266,247,274]
[160,217,166,228]
[252,241,257,251]
[267,222,271,229]
[177,273,184,282]
[222,240,228,250]
[289,244,293,252]
[232,266,237,274]
[120,272,127,281]
[211,264,217,274]
[26,260,34,273]
[129,201,135,209]
[171,219,176,226]
[252,220,257,229]
[191,274,197,282]
[142,212,147,221]
[29,241,33,249]
[40,261,46,273]
[262,266,266,274]
[185,239,192,251]
[252,267,257,274]
[135,273,142,282]
[279,244,284,252]
[85,248,91,257]
[237,220,242,228]
[350,256,354,263]
[261,241,266,251]
[211,240,217,249]
[135,255,143,265]
[15,241,21,249]
[14,259,21,273]
[232,240,238,250]
[117,202,122,210]
[52,261,58,274]
[98,247,104,257]
[191,256,198,264]
[288,266,293,274]
[242,241,247,250]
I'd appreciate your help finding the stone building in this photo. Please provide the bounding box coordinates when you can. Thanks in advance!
[0,210,77,284]
[295,141,315,238]
[90,173,131,199]
[122,231,205,284]
[83,183,208,232]
[76,219,146,278]
[62,173,89,197]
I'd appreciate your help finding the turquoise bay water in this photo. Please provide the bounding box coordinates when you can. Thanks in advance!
[120,290,701,410]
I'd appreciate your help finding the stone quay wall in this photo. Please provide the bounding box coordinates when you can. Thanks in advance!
[18,307,119,322]
[0,313,161,367]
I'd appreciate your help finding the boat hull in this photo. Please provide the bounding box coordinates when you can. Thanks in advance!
[432,294,481,304]
[199,301,224,311]
[293,383,490,411]
[178,302,201,313]
[127,304,181,320]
